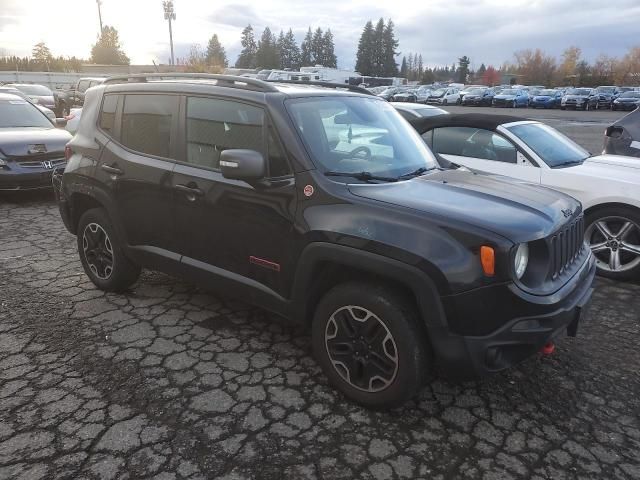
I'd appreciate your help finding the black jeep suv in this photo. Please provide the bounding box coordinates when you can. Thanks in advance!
[54,74,595,408]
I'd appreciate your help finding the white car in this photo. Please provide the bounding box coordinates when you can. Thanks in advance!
[414,114,640,279]
[426,87,460,106]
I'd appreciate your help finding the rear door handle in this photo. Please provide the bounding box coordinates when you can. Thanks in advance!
[175,183,204,199]
[101,164,123,175]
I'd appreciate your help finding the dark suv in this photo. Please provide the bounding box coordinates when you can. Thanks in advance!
[53,74,595,408]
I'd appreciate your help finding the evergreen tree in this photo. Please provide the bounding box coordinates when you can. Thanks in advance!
[311,27,324,65]
[255,27,279,68]
[355,21,374,75]
[32,42,52,63]
[300,27,313,67]
[205,34,228,67]
[322,29,337,68]
[417,54,423,80]
[90,26,129,65]
[477,63,486,78]
[372,18,385,76]
[235,24,257,68]
[382,19,398,76]
[407,53,414,80]
[457,55,470,83]
[400,56,407,77]
[278,28,301,69]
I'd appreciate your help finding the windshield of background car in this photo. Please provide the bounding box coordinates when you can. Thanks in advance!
[620,92,640,98]
[568,88,591,95]
[286,96,438,177]
[506,122,590,167]
[499,89,516,95]
[596,87,616,93]
[539,89,556,96]
[432,88,445,96]
[0,99,53,128]
[468,88,485,94]
[13,84,52,96]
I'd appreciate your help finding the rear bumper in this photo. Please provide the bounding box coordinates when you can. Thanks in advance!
[52,170,74,233]
[432,254,596,379]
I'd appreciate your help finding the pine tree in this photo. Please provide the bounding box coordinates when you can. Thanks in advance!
[322,29,337,68]
[205,34,227,68]
[311,27,324,66]
[277,29,301,70]
[235,24,257,68]
[400,56,407,78]
[355,21,374,75]
[256,27,279,68]
[417,54,423,80]
[382,19,399,76]
[300,28,313,67]
[90,26,129,65]
[372,18,385,76]
[32,42,52,63]
[407,53,414,81]
[457,55,470,83]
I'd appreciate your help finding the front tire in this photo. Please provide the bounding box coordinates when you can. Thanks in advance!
[585,206,640,280]
[312,282,432,409]
[77,208,141,292]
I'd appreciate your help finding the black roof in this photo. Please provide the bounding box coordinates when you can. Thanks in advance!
[409,113,529,134]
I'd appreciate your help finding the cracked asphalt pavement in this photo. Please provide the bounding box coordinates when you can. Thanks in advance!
[1,192,639,480]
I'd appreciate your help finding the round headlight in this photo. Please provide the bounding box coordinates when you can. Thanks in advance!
[514,243,529,279]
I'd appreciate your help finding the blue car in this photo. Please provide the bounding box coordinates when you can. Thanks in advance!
[492,89,528,108]
[530,89,563,109]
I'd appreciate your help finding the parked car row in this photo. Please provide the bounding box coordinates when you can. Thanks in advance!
[3,74,639,409]
[374,82,640,111]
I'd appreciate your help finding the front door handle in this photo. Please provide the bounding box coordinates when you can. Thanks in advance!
[174,183,204,200]
[101,164,123,175]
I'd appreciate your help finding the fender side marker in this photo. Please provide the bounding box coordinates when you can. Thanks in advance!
[249,256,281,272]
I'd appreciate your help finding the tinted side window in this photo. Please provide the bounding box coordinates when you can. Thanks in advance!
[186,97,264,170]
[121,94,176,158]
[268,126,291,177]
[396,109,415,121]
[99,94,118,136]
[432,127,517,163]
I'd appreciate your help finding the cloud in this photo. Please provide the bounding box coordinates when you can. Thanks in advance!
[209,4,261,28]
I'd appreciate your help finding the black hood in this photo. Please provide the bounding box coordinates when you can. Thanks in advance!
[0,128,72,157]
[348,169,580,243]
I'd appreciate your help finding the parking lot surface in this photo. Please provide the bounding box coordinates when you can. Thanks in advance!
[442,106,624,154]
[1,188,640,480]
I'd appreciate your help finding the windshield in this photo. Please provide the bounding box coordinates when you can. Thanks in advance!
[596,86,616,93]
[12,84,53,96]
[467,88,485,94]
[568,88,591,95]
[498,89,516,95]
[286,96,437,180]
[0,99,53,128]
[620,92,640,98]
[539,89,556,96]
[432,88,445,96]
[507,122,589,168]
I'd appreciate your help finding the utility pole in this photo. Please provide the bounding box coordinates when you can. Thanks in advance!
[96,0,104,34]
[163,1,176,66]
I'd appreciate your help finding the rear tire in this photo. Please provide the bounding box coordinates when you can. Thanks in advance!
[77,208,141,292]
[585,206,640,281]
[312,282,432,409]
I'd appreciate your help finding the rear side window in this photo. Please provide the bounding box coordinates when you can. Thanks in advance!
[99,94,118,135]
[121,94,177,158]
[432,127,517,163]
[77,80,90,93]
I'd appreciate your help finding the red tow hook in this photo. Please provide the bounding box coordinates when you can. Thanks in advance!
[540,342,555,355]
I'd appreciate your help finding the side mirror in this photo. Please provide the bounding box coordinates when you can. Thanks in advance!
[220,149,265,181]
[55,118,67,128]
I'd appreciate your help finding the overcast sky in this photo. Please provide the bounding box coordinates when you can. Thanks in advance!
[1,0,639,70]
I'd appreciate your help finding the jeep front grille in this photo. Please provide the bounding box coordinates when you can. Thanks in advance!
[549,215,585,280]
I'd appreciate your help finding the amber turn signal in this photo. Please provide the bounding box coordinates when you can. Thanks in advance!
[480,246,495,276]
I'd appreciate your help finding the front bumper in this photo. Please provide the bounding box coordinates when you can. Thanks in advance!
[0,162,65,191]
[433,253,596,379]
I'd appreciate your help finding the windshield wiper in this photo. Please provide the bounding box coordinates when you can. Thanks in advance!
[324,171,398,182]
[396,167,431,179]
[553,159,587,168]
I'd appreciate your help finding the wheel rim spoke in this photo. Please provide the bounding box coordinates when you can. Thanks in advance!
[82,223,114,280]
[609,249,621,270]
[621,242,640,256]
[617,221,635,240]
[590,241,608,253]
[596,221,613,238]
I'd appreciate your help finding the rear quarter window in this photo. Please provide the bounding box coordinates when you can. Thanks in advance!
[99,94,119,137]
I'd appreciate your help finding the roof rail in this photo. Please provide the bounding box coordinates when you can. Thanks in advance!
[102,73,279,92]
[266,79,373,95]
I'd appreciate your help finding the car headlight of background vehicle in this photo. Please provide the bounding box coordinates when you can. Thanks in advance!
[514,243,529,279]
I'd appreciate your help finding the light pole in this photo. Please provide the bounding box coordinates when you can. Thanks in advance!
[96,0,104,34]
[163,1,176,66]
